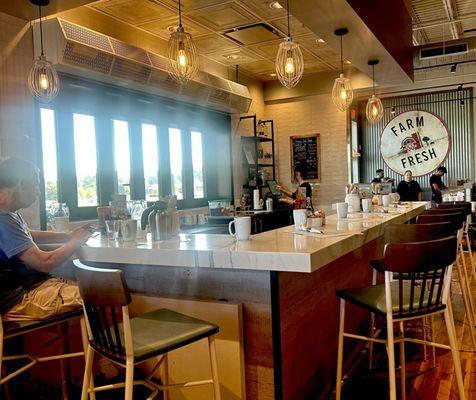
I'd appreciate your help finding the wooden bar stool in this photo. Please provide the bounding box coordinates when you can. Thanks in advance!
[438,202,476,281]
[74,260,222,400]
[368,222,454,368]
[336,236,465,400]
[417,212,476,349]
[0,309,89,400]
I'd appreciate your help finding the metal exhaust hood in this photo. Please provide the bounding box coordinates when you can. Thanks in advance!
[33,18,252,114]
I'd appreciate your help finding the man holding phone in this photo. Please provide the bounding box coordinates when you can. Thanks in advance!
[0,158,92,321]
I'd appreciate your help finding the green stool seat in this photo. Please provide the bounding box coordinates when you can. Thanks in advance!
[337,282,445,317]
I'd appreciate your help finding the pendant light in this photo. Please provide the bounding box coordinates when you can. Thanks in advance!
[28,0,60,103]
[365,60,384,124]
[167,0,198,84]
[332,28,353,111]
[275,0,304,89]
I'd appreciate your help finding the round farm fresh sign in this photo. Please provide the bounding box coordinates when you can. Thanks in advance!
[380,110,450,177]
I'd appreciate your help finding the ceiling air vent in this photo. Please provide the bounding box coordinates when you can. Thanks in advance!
[419,43,468,60]
[33,18,251,114]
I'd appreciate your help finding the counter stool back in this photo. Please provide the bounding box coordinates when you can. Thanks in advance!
[74,260,222,400]
[335,236,466,400]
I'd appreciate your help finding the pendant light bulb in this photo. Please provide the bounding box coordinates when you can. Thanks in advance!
[28,1,60,103]
[365,60,384,124]
[275,0,304,89]
[167,0,198,84]
[332,29,353,111]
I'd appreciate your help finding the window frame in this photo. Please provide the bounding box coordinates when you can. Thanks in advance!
[36,75,231,225]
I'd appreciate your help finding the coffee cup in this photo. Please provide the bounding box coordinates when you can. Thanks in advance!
[121,219,137,242]
[336,202,348,219]
[382,194,391,207]
[293,209,307,230]
[228,216,251,241]
[362,199,373,213]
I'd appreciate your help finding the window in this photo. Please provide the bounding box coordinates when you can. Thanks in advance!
[73,113,98,207]
[113,119,131,198]
[38,76,232,224]
[169,128,183,200]
[191,131,204,198]
[40,108,58,205]
[142,123,159,201]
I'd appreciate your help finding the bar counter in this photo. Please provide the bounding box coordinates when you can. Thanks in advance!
[60,202,427,400]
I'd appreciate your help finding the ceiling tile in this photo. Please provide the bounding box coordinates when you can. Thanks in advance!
[153,0,232,13]
[138,16,210,39]
[207,47,261,65]
[237,0,288,20]
[194,33,240,54]
[189,2,259,31]
[92,0,176,25]
[240,59,275,74]
[270,15,314,37]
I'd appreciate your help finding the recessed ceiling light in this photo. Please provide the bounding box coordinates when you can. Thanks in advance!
[345,60,351,64]
[269,2,283,9]
[166,26,176,33]
[269,73,277,77]
[226,54,241,60]
[316,38,325,44]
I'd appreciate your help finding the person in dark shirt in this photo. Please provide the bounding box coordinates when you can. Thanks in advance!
[371,169,385,183]
[276,162,313,208]
[0,158,91,320]
[429,166,448,204]
[397,170,422,201]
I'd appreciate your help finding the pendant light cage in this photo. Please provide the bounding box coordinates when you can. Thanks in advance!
[167,27,199,84]
[366,94,384,124]
[332,29,353,112]
[28,1,60,103]
[332,73,353,111]
[275,38,304,89]
[365,60,384,124]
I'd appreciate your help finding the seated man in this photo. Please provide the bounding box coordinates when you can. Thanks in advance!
[0,157,91,321]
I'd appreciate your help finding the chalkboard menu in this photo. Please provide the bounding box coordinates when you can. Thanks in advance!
[290,134,321,182]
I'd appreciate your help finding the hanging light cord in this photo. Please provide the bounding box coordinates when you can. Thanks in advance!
[286,0,291,39]
[340,35,343,74]
[38,4,44,56]
[372,64,375,95]
[178,0,182,28]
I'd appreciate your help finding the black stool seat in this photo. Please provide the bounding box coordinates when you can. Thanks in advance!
[91,308,219,363]
[337,282,445,317]
[3,308,84,338]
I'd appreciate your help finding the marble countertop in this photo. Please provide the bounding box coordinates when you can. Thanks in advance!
[79,202,428,273]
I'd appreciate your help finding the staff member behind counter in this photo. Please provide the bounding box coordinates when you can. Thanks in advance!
[397,170,422,201]
[430,166,448,204]
[276,163,313,208]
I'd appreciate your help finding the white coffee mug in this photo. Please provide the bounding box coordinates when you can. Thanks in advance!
[336,202,349,219]
[362,199,373,213]
[293,209,307,230]
[382,194,391,207]
[228,216,251,241]
[121,219,137,242]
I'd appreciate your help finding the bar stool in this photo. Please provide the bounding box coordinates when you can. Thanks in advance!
[74,260,222,400]
[438,202,476,281]
[0,308,90,399]
[368,222,454,368]
[335,236,465,400]
[417,212,476,349]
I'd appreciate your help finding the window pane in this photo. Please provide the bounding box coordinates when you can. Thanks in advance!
[73,113,98,207]
[191,131,204,199]
[142,123,159,201]
[40,108,58,205]
[169,128,183,200]
[113,120,131,198]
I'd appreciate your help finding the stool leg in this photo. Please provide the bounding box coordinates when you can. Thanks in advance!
[444,308,466,400]
[399,322,406,400]
[336,299,345,400]
[430,316,436,369]
[422,317,428,361]
[464,231,476,282]
[57,323,69,400]
[369,313,375,370]
[125,357,134,400]
[81,345,94,400]
[455,260,476,348]
[386,312,397,400]
[80,318,96,400]
[459,245,476,324]
[208,337,221,400]
[162,354,169,400]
